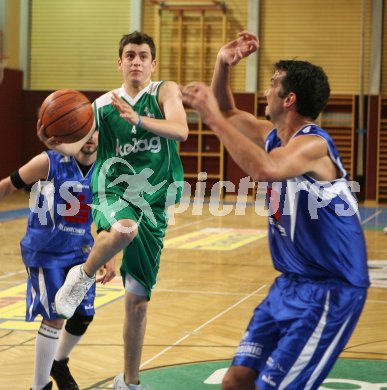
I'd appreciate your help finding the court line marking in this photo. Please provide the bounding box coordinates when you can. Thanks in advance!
[0,218,216,283]
[167,216,215,232]
[155,288,263,296]
[361,209,383,225]
[140,284,267,369]
[0,270,25,281]
[366,299,387,304]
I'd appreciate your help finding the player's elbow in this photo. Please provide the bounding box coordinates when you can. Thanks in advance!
[251,166,275,183]
[177,127,189,142]
[224,108,239,118]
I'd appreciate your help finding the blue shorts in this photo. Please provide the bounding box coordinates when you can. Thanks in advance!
[232,274,367,390]
[25,264,96,321]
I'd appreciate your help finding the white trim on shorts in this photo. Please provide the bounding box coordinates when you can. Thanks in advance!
[125,273,147,296]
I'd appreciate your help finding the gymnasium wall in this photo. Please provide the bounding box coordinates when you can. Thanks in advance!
[258,0,372,94]
[29,0,131,91]
[1,0,386,198]
[27,0,250,92]
[142,0,249,91]
[383,1,387,94]
[0,69,23,178]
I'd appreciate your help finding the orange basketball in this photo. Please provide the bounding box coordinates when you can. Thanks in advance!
[39,89,94,143]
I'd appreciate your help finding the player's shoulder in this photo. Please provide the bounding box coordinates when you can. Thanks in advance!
[94,86,122,109]
[157,80,180,103]
[294,124,330,139]
[292,124,337,152]
[147,80,173,96]
[46,149,73,165]
[158,80,178,92]
[46,149,62,160]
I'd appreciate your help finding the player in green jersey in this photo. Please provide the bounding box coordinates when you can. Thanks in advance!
[47,31,188,390]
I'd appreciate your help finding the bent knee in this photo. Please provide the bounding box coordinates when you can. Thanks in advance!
[222,376,244,390]
[65,313,94,336]
[111,219,138,247]
[222,366,258,390]
[125,292,148,317]
[42,318,64,329]
[134,300,148,317]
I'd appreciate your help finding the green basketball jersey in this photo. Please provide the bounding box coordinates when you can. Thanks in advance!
[92,81,184,208]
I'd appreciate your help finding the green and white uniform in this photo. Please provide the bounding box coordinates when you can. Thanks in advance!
[92,81,184,298]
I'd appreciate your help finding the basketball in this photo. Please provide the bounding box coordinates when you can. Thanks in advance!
[39,89,94,143]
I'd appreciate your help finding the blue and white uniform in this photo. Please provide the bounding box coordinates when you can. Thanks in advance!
[21,150,96,321]
[233,125,369,390]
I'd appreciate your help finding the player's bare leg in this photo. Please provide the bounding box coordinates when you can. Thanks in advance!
[222,365,259,390]
[83,219,138,276]
[123,292,148,385]
[55,219,137,319]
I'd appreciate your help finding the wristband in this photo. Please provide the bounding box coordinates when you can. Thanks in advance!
[136,112,142,127]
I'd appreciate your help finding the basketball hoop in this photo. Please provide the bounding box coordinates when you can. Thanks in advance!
[0,56,9,84]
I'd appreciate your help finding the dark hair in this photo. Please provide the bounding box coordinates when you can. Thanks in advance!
[119,31,156,60]
[274,60,330,120]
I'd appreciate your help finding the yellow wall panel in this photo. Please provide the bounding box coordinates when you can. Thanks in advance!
[30,0,131,91]
[142,0,248,90]
[6,0,20,69]
[382,0,387,94]
[258,0,371,94]
[224,0,248,92]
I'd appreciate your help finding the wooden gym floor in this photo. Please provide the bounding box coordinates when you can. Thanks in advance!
[0,191,386,389]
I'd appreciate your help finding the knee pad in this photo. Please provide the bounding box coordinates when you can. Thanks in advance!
[65,313,94,336]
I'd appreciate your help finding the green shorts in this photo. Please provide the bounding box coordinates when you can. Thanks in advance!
[92,194,168,300]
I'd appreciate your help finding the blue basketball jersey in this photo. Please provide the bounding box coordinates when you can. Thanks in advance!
[265,124,369,288]
[21,151,95,268]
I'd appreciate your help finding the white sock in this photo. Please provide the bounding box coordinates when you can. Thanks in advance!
[54,328,82,361]
[32,323,61,390]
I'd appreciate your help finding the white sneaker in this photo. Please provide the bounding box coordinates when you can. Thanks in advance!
[113,373,151,389]
[55,264,95,319]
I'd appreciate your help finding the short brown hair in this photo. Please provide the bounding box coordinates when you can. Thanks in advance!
[119,31,156,60]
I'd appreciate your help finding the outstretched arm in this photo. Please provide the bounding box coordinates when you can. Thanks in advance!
[212,31,259,112]
[111,81,188,142]
[0,153,49,201]
[182,82,331,183]
[211,31,272,147]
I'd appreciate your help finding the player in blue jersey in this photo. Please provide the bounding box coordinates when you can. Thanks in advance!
[182,31,369,390]
[0,130,116,390]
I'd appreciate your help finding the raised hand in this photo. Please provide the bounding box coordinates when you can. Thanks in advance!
[218,31,259,66]
[111,92,139,126]
[96,257,116,285]
[36,118,61,148]
[181,82,223,126]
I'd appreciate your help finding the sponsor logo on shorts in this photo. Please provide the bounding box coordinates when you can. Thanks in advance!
[58,223,85,235]
[262,374,276,387]
[242,331,249,340]
[266,356,286,373]
[235,342,262,358]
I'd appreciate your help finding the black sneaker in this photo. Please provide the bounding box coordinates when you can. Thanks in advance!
[50,358,79,390]
[30,382,53,390]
